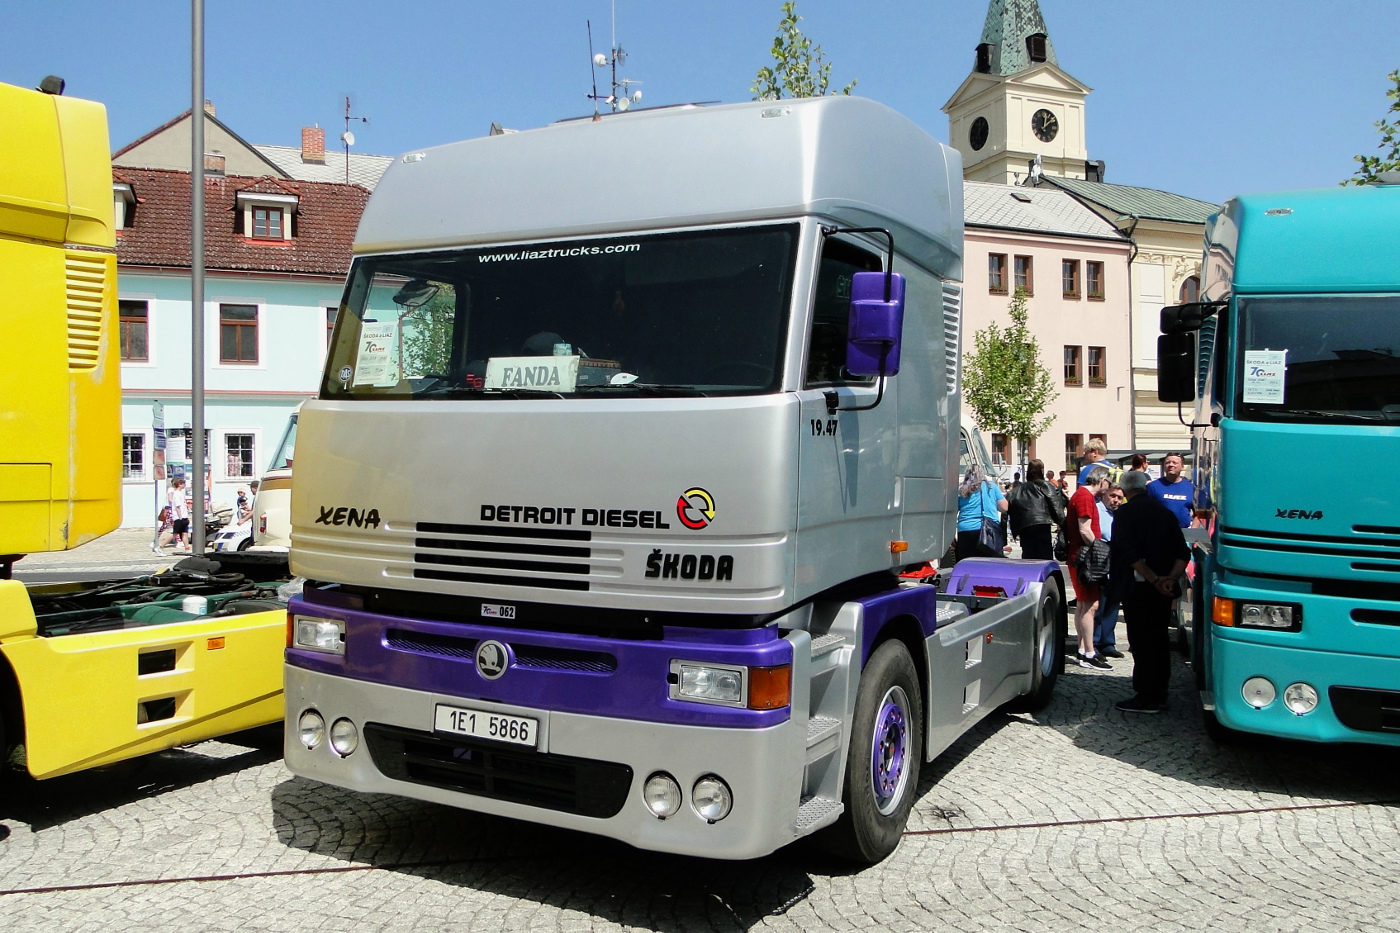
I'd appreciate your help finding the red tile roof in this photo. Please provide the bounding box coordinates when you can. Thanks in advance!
[114,168,369,277]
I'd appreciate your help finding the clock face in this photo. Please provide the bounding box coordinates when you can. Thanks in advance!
[1031,108,1059,143]
[969,116,989,151]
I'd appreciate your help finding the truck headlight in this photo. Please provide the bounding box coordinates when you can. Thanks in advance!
[1283,682,1319,716]
[329,718,359,756]
[293,616,345,654]
[670,661,745,706]
[1242,676,1276,709]
[643,772,682,818]
[692,775,732,822]
[1214,598,1301,632]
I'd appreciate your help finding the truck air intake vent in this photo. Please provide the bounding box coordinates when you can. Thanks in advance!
[364,723,633,817]
[64,252,109,371]
[942,283,962,394]
[1328,686,1400,734]
[418,522,590,542]
[413,523,594,591]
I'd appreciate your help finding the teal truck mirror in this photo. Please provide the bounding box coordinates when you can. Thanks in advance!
[1157,331,1196,402]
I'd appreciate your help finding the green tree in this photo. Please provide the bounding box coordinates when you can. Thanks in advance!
[1347,69,1400,185]
[400,285,457,377]
[961,287,1058,473]
[751,1,857,101]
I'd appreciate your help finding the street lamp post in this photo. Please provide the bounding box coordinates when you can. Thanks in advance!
[190,0,206,553]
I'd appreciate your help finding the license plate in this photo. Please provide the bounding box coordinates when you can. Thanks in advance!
[433,704,538,747]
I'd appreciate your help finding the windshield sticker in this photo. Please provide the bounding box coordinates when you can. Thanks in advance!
[353,322,400,387]
[485,355,580,392]
[477,243,641,263]
[1242,349,1287,404]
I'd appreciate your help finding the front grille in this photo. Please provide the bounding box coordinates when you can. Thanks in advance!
[414,523,594,591]
[364,723,632,818]
[1353,609,1400,627]
[384,628,617,673]
[1220,526,1400,558]
[1329,686,1400,734]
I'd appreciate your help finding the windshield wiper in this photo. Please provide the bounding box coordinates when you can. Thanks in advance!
[575,383,710,397]
[1268,408,1388,423]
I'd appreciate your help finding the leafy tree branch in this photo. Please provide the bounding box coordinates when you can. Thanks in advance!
[751,1,857,101]
[961,287,1058,472]
[1347,69,1400,185]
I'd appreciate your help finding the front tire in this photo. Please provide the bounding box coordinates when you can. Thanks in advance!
[820,640,923,864]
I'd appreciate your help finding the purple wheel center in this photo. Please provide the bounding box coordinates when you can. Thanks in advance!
[871,699,907,801]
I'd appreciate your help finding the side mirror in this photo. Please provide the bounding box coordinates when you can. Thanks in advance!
[1161,301,1224,334]
[845,271,906,377]
[1157,332,1196,402]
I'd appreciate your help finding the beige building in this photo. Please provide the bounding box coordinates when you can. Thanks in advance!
[962,181,1133,477]
[946,0,1219,456]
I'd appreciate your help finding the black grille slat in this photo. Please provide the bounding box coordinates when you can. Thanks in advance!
[1352,609,1400,626]
[418,521,591,542]
[416,537,590,559]
[386,629,479,659]
[514,644,617,673]
[414,568,590,591]
[415,552,591,575]
[1220,526,1400,553]
[1329,686,1400,734]
[365,723,632,818]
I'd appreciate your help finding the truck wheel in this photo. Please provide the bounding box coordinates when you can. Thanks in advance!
[1010,576,1062,711]
[820,640,923,864]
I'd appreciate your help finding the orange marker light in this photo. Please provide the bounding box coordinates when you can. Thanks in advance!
[747,665,792,710]
[286,611,295,647]
[890,540,909,554]
[207,637,225,650]
[1212,596,1235,627]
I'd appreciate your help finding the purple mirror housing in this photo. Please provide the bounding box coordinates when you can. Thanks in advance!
[845,271,906,377]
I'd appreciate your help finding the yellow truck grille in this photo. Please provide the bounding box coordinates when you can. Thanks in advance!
[64,251,108,371]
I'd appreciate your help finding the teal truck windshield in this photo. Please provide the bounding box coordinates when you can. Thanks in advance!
[322,225,797,400]
[1237,295,1400,424]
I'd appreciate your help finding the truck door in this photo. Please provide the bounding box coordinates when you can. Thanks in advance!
[793,237,899,599]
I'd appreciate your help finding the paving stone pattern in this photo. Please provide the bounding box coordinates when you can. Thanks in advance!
[2,659,1397,932]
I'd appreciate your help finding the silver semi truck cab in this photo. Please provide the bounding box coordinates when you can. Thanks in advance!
[284,97,1066,863]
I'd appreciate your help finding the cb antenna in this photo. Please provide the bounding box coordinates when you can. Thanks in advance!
[342,95,369,184]
[586,0,642,116]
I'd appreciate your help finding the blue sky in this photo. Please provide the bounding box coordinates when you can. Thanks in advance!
[4,1,1397,204]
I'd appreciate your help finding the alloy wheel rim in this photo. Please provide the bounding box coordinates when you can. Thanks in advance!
[870,686,910,815]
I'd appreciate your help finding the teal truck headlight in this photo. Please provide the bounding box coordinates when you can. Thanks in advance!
[1239,603,1299,631]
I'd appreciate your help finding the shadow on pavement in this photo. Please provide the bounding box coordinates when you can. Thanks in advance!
[0,727,281,833]
[1016,653,1400,806]
[268,775,878,931]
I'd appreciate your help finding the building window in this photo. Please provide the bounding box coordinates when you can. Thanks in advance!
[1064,345,1082,385]
[1180,275,1201,303]
[1013,255,1033,295]
[119,300,149,361]
[1086,261,1104,300]
[991,433,1010,466]
[251,207,283,239]
[989,253,1008,294]
[1065,434,1082,470]
[122,434,145,480]
[1062,259,1080,298]
[326,306,338,346]
[1088,346,1106,385]
[1026,33,1048,63]
[219,304,258,363]
[1089,433,1108,450]
[225,434,255,478]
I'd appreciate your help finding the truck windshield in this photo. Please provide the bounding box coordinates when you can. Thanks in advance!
[322,225,797,400]
[1237,295,1400,424]
[269,414,297,471]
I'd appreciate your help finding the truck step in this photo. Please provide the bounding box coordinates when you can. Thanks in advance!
[810,633,846,658]
[805,715,842,764]
[795,794,844,832]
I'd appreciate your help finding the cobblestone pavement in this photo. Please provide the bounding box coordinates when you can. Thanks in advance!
[12,528,182,581]
[1,658,1397,932]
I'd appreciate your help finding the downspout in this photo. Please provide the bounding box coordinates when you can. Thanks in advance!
[1122,213,1140,449]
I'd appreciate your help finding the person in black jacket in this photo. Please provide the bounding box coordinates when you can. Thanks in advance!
[1008,459,1067,561]
[1107,470,1191,713]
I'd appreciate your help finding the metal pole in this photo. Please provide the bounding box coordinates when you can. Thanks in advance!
[190,0,207,553]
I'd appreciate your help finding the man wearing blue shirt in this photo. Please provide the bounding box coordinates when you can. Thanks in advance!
[1147,453,1195,528]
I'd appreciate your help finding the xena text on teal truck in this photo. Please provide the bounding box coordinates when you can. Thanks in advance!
[1158,180,1400,744]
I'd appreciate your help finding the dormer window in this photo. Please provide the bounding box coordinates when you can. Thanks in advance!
[975,43,993,74]
[235,190,298,242]
[113,182,136,229]
[1026,33,1047,63]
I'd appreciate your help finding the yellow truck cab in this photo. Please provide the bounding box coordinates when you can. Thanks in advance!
[0,78,290,780]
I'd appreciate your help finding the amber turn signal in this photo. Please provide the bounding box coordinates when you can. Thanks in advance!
[1212,596,1235,627]
[207,637,225,650]
[285,611,295,647]
[890,540,909,554]
[747,665,792,710]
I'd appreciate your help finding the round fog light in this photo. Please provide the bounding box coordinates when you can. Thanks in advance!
[298,709,325,749]
[329,718,359,756]
[1283,682,1319,716]
[643,772,682,818]
[1242,677,1276,710]
[692,775,732,823]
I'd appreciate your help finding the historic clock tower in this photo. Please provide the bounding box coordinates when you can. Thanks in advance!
[942,0,1092,184]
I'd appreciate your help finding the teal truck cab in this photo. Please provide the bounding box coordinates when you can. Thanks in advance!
[1158,181,1400,744]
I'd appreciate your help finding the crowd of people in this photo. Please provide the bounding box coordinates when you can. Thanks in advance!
[955,439,1198,714]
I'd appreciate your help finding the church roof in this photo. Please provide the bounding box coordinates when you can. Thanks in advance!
[979,0,1058,76]
[1040,177,1218,224]
[963,181,1126,242]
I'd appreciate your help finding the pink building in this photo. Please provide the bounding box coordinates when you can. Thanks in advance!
[962,180,1133,478]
